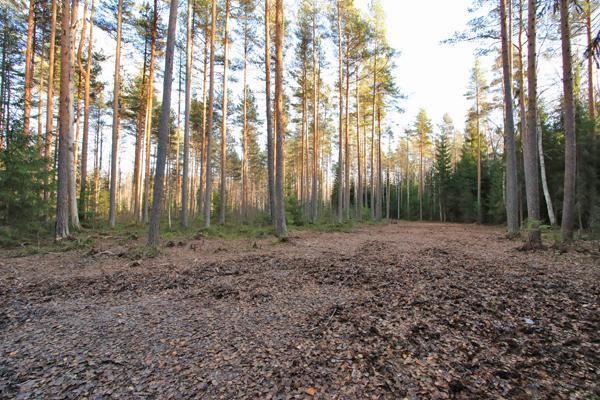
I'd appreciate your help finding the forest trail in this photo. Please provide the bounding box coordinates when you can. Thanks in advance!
[0,222,598,398]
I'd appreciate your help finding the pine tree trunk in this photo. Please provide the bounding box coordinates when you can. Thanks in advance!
[148,0,178,246]
[344,52,350,219]
[68,0,81,230]
[80,0,94,219]
[377,106,383,220]
[524,0,541,246]
[242,16,249,220]
[93,109,101,222]
[143,0,158,223]
[198,7,209,216]
[56,0,72,240]
[182,0,194,228]
[311,12,318,222]
[500,0,519,235]
[23,0,35,135]
[75,0,88,171]
[370,52,377,220]
[45,0,58,200]
[560,0,576,241]
[274,0,287,238]
[219,0,230,225]
[202,0,217,228]
[36,27,45,142]
[356,73,362,216]
[109,0,123,228]
[585,0,596,227]
[336,0,344,223]
[265,0,276,224]
[133,30,149,222]
[300,59,306,209]
[475,78,482,224]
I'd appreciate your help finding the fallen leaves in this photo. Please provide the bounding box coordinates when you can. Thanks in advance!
[0,223,598,399]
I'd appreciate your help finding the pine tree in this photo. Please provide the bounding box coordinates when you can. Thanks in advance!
[148,0,178,246]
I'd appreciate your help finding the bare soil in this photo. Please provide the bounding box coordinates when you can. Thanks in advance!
[0,222,598,399]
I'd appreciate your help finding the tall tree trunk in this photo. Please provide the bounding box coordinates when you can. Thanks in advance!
[524,0,541,246]
[109,0,123,228]
[80,0,94,219]
[23,0,35,135]
[143,0,158,223]
[560,0,576,241]
[311,11,318,222]
[265,0,275,224]
[45,0,58,200]
[406,135,410,219]
[148,0,178,246]
[336,0,344,223]
[585,0,596,226]
[56,0,72,240]
[344,52,350,219]
[355,72,362,216]
[133,30,149,222]
[93,109,101,221]
[419,133,423,221]
[182,0,194,227]
[500,0,519,235]
[300,59,306,209]
[370,51,377,220]
[219,0,230,225]
[242,14,249,219]
[68,0,81,230]
[202,0,217,227]
[37,27,45,142]
[475,77,482,224]
[198,7,209,216]
[274,0,287,238]
[377,105,383,220]
[74,0,88,171]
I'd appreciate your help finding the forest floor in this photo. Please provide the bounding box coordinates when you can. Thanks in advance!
[0,221,598,399]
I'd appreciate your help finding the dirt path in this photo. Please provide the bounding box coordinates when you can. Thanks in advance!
[0,222,598,399]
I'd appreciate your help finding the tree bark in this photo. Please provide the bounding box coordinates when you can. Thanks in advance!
[585,0,596,226]
[265,0,275,224]
[148,0,178,246]
[44,0,56,196]
[500,0,519,235]
[36,26,45,141]
[524,0,541,246]
[355,72,362,217]
[182,0,194,228]
[202,0,217,227]
[198,6,209,216]
[109,0,123,228]
[23,0,35,135]
[80,0,94,219]
[242,10,249,219]
[336,0,344,223]
[344,47,350,219]
[219,0,230,225]
[560,0,576,240]
[56,0,72,240]
[274,0,287,238]
[311,9,318,222]
[143,0,158,223]
[68,0,81,230]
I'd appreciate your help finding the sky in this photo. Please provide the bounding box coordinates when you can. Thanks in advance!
[358,0,478,135]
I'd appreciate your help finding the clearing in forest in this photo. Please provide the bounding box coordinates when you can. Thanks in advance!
[0,222,598,398]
